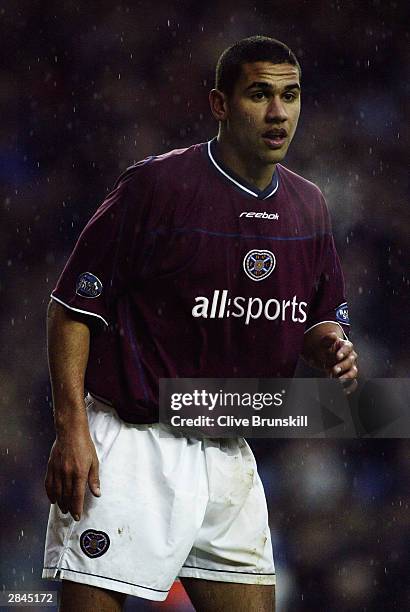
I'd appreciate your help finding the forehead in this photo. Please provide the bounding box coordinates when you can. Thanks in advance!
[236,61,300,89]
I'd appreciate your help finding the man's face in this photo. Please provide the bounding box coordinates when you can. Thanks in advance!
[224,61,301,166]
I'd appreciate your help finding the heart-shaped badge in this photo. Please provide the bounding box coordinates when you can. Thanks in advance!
[243,249,276,281]
[80,529,110,558]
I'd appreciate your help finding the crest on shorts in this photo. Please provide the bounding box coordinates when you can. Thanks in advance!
[243,249,276,281]
[80,529,110,558]
[76,272,103,298]
[335,302,350,325]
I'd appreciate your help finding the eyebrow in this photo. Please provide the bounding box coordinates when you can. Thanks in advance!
[245,82,301,92]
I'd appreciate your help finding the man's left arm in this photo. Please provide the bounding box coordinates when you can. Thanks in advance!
[302,321,358,394]
[301,197,358,393]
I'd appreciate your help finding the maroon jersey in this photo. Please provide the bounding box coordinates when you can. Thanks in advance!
[51,139,350,423]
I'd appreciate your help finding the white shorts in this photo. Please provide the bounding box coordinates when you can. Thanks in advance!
[42,395,275,602]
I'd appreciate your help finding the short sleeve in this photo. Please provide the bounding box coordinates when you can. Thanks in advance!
[305,213,350,338]
[51,170,143,326]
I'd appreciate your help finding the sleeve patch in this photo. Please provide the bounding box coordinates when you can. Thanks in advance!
[76,272,103,298]
[335,302,350,325]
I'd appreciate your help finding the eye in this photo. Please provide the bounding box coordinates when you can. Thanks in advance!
[251,91,267,101]
[283,92,298,102]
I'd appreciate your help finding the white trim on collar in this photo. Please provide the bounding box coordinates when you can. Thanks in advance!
[207,141,279,199]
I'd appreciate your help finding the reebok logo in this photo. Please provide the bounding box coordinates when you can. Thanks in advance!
[239,211,279,220]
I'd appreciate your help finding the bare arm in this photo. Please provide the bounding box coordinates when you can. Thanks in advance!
[45,300,101,520]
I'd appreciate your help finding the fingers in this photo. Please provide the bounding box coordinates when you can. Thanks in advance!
[61,468,93,520]
[45,438,101,521]
[50,464,70,516]
[45,465,57,504]
[56,469,89,520]
[338,363,358,390]
[332,351,358,376]
[331,340,358,395]
[61,472,73,516]
[88,457,101,498]
[330,340,356,372]
[335,340,354,362]
[71,474,88,520]
[341,378,358,395]
[66,455,101,520]
[321,335,345,369]
[45,459,91,520]
[54,470,64,513]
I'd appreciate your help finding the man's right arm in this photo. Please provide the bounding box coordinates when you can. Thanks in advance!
[45,300,101,521]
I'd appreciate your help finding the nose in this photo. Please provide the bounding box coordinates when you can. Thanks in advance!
[265,95,288,123]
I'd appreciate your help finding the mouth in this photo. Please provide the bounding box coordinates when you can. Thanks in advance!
[262,128,287,149]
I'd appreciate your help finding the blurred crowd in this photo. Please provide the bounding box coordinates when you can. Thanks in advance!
[1,1,408,610]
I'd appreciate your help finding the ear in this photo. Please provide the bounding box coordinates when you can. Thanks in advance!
[209,89,229,121]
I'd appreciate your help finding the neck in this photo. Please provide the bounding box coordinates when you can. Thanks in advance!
[215,133,276,191]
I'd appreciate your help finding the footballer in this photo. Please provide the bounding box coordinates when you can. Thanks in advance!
[43,36,358,611]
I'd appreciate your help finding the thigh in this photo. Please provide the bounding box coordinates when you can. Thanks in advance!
[181,578,275,612]
[60,581,126,612]
[180,438,275,586]
[43,398,209,601]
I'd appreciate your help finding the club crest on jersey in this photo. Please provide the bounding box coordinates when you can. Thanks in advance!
[76,272,103,298]
[80,529,110,558]
[335,302,350,325]
[243,250,276,282]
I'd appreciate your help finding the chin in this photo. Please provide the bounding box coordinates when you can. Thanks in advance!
[263,150,286,164]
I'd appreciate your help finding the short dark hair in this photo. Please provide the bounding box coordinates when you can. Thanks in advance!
[215,36,301,96]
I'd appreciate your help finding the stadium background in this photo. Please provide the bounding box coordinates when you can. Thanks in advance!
[1,1,408,610]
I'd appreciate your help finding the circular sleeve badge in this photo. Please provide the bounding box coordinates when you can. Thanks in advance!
[335,302,350,325]
[76,272,103,298]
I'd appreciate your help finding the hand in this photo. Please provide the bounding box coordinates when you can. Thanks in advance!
[319,332,359,394]
[45,427,101,521]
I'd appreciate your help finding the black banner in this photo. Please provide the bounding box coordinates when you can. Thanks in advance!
[159,378,410,438]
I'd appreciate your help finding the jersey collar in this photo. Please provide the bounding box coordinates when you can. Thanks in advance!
[206,138,279,200]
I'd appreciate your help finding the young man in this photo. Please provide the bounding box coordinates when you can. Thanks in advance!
[43,36,358,611]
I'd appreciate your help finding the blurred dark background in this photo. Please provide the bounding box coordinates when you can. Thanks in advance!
[1,1,409,610]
